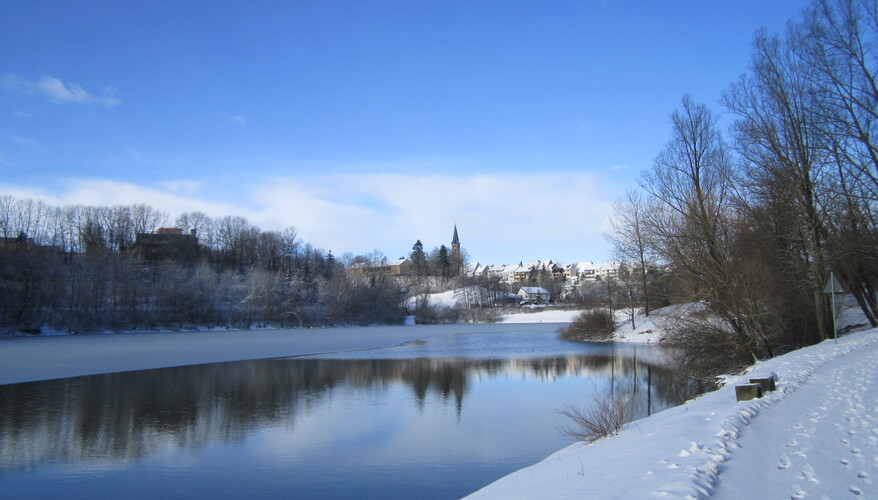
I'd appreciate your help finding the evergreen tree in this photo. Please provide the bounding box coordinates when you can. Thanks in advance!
[437,245,451,278]
[410,240,427,276]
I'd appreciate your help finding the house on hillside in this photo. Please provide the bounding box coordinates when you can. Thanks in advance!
[577,261,597,281]
[132,228,199,262]
[550,263,566,281]
[488,264,517,283]
[563,263,578,280]
[467,262,492,278]
[513,260,553,283]
[517,286,550,304]
[597,261,622,280]
[348,258,412,276]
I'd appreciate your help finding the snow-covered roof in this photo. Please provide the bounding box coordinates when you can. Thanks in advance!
[598,260,621,271]
[349,258,408,269]
[518,286,549,294]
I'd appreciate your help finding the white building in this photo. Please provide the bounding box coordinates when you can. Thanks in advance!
[517,286,550,303]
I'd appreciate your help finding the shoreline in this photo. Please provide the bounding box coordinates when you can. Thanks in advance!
[465,327,878,498]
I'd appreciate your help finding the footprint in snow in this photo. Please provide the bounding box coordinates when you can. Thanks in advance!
[789,483,806,499]
[778,453,791,470]
[799,464,818,484]
[850,485,863,495]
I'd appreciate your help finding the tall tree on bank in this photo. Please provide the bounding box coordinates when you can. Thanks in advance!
[724,26,834,343]
[606,188,655,317]
[643,96,773,359]
[802,0,878,326]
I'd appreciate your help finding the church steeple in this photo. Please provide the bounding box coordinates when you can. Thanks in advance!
[451,224,462,276]
[451,224,461,262]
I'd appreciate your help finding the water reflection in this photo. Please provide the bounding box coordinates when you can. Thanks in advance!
[0,352,698,478]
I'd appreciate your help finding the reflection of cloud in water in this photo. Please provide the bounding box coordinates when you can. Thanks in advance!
[0,352,699,474]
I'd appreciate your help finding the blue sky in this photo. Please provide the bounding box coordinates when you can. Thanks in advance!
[1,0,811,264]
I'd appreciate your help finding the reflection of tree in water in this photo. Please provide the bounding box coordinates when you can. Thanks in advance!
[0,352,701,472]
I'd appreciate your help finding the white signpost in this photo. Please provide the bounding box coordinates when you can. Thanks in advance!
[824,273,844,344]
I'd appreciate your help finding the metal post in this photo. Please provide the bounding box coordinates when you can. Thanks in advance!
[831,272,837,344]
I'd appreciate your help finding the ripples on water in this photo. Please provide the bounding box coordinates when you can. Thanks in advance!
[0,330,701,499]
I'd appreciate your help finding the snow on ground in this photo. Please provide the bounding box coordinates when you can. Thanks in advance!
[610,304,691,344]
[466,326,878,499]
[499,308,582,324]
[407,288,464,308]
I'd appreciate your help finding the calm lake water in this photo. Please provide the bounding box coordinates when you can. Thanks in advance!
[0,329,700,499]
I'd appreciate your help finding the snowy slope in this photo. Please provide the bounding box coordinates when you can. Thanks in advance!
[465,327,878,499]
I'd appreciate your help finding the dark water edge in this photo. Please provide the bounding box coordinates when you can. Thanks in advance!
[0,338,704,499]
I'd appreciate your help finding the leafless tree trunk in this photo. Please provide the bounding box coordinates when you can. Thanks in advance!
[607,188,656,317]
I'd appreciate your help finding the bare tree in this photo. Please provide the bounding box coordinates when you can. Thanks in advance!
[724,26,834,342]
[0,195,13,239]
[799,0,878,326]
[606,188,656,317]
[130,204,168,235]
[804,0,878,199]
[643,96,770,359]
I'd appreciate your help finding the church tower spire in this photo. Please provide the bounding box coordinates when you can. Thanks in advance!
[451,224,461,270]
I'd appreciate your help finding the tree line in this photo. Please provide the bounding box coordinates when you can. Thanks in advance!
[0,197,405,332]
[607,0,878,372]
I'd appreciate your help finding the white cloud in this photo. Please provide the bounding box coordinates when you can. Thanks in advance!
[1,74,121,106]
[0,180,247,223]
[250,173,615,263]
[164,180,201,193]
[609,164,629,171]
[229,115,247,126]
[0,173,618,263]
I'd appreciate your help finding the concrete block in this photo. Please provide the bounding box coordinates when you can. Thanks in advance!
[735,383,763,401]
[749,377,776,392]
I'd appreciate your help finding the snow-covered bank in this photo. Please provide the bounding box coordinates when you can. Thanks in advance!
[0,323,564,386]
[465,327,878,499]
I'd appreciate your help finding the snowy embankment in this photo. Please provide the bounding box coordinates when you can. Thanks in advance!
[500,304,675,344]
[466,326,878,499]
